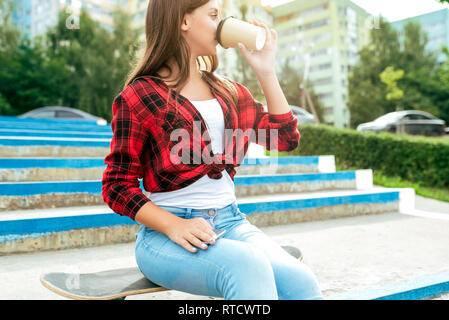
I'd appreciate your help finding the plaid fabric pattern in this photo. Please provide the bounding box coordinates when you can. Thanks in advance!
[102,76,300,220]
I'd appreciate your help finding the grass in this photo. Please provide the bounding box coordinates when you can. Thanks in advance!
[336,163,449,204]
[265,150,449,204]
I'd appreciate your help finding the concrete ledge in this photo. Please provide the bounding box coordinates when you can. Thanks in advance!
[0,189,405,254]
[0,146,110,158]
[0,137,111,147]
[0,193,106,211]
[0,158,106,169]
[318,155,336,173]
[0,116,111,131]
[236,156,335,175]
[245,202,398,227]
[0,168,105,182]
[1,193,401,236]
[0,130,112,139]
[236,180,356,196]
[0,225,139,255]
[356,170,373,190]
[0,156,334,179]
[0,203,398,255]
[0,156,329,168]
[329,270,449,300]
[0,171,371,210]
[1,171,360,196]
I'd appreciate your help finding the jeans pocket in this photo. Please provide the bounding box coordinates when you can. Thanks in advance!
[236,208,247,219]
[136,226,160,249]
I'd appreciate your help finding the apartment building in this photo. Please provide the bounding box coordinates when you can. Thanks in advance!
[272,0,372,128]
[129,0,147,35]
[215,0,273,79]
[13,0,60,40]
[391,8,449,65]
[13,0,130,39]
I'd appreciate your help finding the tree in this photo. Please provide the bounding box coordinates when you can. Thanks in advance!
[45,8,140,121]
[395,21,439,116]
[231,3,262,102]
[278,57,324,122]
[0,0,66,116]
[348,18,440,128]
[380,66,404,106]
[0,0,21,115]
[0,4,135,119]
[347,17,400,127]
[432,47,449,124]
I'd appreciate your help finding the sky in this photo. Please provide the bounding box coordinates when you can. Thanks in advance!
[261,0,449,22]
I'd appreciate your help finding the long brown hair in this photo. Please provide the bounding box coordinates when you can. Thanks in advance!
[124,0,239,111]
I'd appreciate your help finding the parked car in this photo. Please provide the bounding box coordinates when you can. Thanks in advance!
[18,106,107,125]
[290,105,317,124]
[356,110,446,136]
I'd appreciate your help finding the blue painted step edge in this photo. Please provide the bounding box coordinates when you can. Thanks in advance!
[0,130,113,139]
[0,172,358,196]
[0,156,321,169]
[0,115,111,127]
[0,192,399,238]
[0,138,111,147]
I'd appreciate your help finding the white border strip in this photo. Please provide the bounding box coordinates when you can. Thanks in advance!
[318,155,336,173]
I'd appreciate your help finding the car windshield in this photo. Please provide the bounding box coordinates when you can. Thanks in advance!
[291,106,311,116]
[374,113,404,123]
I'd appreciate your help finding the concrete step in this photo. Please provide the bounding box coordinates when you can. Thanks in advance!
[0,129,113,139]
[0,143,274,158]
[0,169,368,211]
[0,136,111,147]
[1,204,448,300]
[0,187,415,254]
[0,155,336,181]
[0,116,111,132]
[0,145,110,158]
[0,115,112,157]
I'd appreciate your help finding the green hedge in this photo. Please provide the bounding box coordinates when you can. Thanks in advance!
[289,124,449,189]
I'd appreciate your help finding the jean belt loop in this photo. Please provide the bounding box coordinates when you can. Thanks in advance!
[186,207,193,219]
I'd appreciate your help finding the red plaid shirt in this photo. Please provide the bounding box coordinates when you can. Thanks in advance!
[102,76,300,220]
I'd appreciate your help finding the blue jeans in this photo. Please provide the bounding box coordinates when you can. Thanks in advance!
[135,201,323,300]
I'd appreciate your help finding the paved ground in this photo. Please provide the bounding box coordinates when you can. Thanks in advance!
[0,193,448,300]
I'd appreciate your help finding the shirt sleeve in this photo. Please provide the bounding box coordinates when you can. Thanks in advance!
[102,94,151,221]
[237,83,300,152]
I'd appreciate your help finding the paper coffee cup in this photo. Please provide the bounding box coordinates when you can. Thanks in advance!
[217,16,267,51]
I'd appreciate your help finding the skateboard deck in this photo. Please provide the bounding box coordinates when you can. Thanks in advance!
[40,245,303,300]
[40,267,168,300]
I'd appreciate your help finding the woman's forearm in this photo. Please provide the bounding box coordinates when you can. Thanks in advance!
[135,201,182,234]
[256,72,291,116]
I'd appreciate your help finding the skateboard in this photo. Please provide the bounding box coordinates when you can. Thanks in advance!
[40,245,303,300]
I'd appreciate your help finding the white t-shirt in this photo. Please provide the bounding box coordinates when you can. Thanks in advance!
[149,99,237,209]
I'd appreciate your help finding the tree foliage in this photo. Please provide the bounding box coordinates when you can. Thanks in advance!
[348,18,448,127]
[278,57,324,122]
[0,1,141,121]
[380,66,404,102]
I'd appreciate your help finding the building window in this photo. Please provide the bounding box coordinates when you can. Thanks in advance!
[310,62,332,72]
[298,18,330,32]
[310,47,331,58]
[297,4,328,20]
[312,77,333,86]
[317,92,334,100]
[324,107,334,115]
[276,12,297,24]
